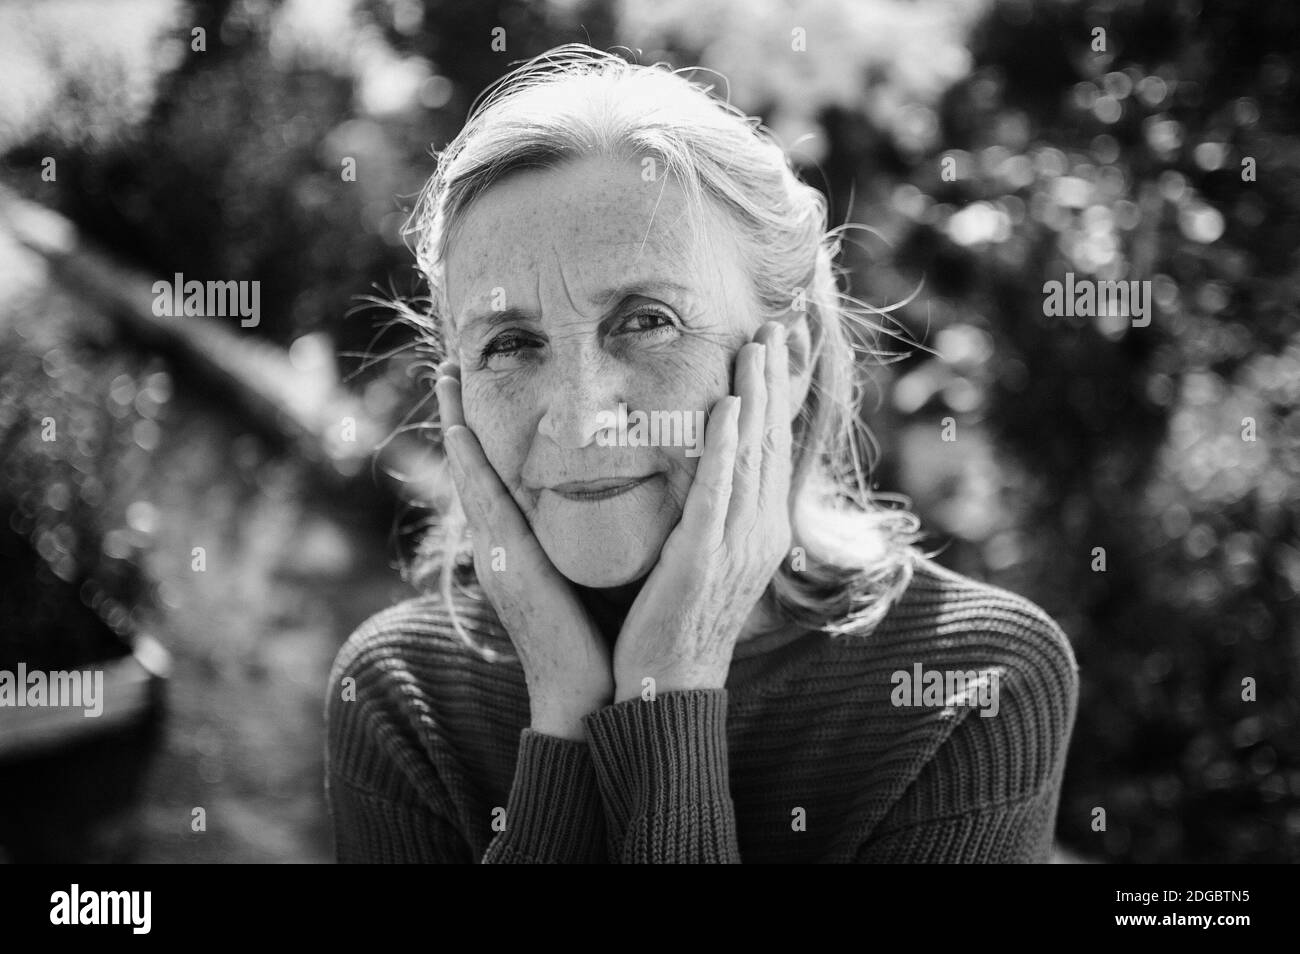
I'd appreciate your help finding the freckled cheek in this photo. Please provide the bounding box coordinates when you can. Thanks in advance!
[461,375,531,483]
[635,343,732,413]
[632,345,732,500]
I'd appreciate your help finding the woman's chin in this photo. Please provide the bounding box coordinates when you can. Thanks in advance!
[531,494,675,588]
[553,555,653,588]
[545,542,660,588]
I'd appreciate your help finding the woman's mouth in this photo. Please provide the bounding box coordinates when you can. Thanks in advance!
[548,475,656,501]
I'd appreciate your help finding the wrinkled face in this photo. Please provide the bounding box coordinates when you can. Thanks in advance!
[444,155,760,587]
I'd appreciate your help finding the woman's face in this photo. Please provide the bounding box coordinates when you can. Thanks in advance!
[444,155,761,587]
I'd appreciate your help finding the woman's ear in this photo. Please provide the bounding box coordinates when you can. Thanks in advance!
[783,311,813,419]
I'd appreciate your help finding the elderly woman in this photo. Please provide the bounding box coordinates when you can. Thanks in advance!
[325,44,1078,863]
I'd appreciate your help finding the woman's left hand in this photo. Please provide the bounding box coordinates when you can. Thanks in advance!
[612,320,794,702]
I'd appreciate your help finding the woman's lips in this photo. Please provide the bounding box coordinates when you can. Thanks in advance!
[547,474,656,501]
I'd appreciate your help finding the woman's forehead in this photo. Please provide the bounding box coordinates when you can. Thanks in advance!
[445,158,737,321]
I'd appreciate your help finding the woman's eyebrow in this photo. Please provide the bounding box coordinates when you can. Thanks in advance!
[459,307,532,336]
[459,279,695,333]
[589,279,695,305]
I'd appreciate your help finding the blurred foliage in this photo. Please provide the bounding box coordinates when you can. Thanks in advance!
[2,0,1298,862]
[0,294,169,672]
[902,0,1300,865]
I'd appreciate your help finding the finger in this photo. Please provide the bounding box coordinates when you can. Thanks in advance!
[757,322,794,518]
[435,363,465,430]
[727,341,767,534]
[444,424,535,561]
[435,369,467,504]
[679,395,741,545]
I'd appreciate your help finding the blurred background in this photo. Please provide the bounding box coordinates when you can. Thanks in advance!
[0,0,1296,863]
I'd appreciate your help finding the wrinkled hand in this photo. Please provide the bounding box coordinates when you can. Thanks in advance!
[612,321,793,702]
[436,362,614,739]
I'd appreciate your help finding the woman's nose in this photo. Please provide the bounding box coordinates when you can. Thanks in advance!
[535,352,622,450]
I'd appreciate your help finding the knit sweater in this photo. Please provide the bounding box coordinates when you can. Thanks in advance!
[324,554,1079,863]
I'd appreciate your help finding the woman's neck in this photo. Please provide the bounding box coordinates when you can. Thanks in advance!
[574,579,642,646]
[574,578,781,649]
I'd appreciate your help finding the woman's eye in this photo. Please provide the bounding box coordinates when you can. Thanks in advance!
[479,331,538,365]
[620,308,676,336]
[478,310,675,368]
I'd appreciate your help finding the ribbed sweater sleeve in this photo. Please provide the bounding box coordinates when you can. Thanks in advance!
[323,613,608,863]
[480,729,607,863]
[582,689,741,863]
[326,722,606,863]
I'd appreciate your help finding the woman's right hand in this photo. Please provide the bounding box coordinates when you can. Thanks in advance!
[435,362,614,741]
